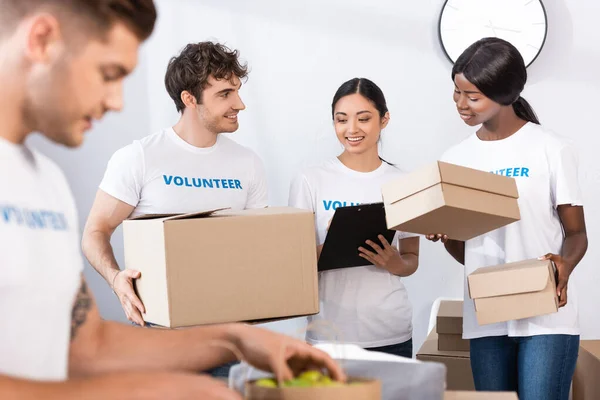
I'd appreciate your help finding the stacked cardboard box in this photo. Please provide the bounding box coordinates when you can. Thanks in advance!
[382,161,520,241]
[417,300,474,391]
[437,300,470,352]
[573,340,600,400]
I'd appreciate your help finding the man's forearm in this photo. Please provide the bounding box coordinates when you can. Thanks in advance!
[444,239,465,265]
[71,320,243,377]
[82,230,121,286]
[0,373,176,400]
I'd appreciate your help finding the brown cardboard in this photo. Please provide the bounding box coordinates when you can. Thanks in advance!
[437,300,464,334]
[439,333,470,352]
[437,300,470,352]
[417,330,474,391]
[123,207,319,328]
[444,391,518,399]
[382,161,520,241]
[245,378,381,400]
[573,340,600,400]
[468,259,558,326]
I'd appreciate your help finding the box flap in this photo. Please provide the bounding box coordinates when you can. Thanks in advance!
[382,161,519,205]
[468,259,554,299]
[163,208,228,221]
[128,213,178,221]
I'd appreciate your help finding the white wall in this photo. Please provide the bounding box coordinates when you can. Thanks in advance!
[30,0,600,355]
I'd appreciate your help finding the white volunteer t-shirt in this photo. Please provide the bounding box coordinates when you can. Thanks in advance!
[441,122,583,339]
[289,158,414,348]
[0,138,83,380]
[99,128,268,217]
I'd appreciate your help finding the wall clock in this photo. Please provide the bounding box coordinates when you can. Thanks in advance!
[438,0,548,67]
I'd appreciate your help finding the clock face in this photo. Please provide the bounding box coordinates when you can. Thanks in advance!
[439,0,547,67]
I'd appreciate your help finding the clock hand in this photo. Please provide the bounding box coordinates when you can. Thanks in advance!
[487,20,497,36]
[485,21,522,33]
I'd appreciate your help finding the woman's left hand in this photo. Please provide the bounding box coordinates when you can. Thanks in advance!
[358,235,401,269]
[538,253,574,308]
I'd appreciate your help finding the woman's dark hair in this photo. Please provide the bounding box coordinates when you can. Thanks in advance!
[331,78,393,165]
[452,37,540,124]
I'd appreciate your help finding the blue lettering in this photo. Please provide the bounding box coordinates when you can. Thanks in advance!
[192,178,202,188]
[221,179,229,189]
[228,179,235,189]
[521,167,529,177]
[183,177,193,187]
[203,179,213,188]
[214,179,221,189]
[173,176,184,186]
[163,175,174,185]
[499,169,506,176]
[29,211,46,229]
[332,201,342,210]
[235,180,242,189]
[506,168,513,177]
[323,201,333,211]
[513,167,520,177]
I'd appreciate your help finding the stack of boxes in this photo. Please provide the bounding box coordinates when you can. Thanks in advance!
[417,300,474,391]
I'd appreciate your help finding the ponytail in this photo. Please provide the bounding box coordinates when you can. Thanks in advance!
[512,96,540,125]
[379,156,394,166]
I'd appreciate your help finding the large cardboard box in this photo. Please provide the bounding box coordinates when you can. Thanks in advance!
[437,300,470,352]
[123,207,319,328]
[573,340,600,400]
[417,330,474,391]
[444,391,518,399]
[467,259,558,326]
[381,161,520,241]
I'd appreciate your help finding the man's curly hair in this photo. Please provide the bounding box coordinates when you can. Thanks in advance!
[164,41,249,112]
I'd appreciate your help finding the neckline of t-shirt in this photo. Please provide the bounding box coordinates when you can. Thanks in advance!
[471,121,532,145]
[0,135,27,153]
[332,157,390,178]
[166,127,222,154]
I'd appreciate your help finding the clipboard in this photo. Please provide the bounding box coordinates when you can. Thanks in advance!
[317,202,396,272]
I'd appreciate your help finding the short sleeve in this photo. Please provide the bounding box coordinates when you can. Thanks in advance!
[550,142,583,208]
[245,154,269,209]
[288,173,315,212]
[98,142,144,207]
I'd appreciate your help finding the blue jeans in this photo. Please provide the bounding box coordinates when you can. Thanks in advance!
[365,338,413,358]
[470,334,579,400]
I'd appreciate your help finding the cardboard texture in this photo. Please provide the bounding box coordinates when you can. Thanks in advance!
[444,392,518,399]
[123,207,319,328]
[437,300,470,352]
[573,340,600,400]
[468,259,558,326]
[245,378,381,400]
[439,334,470,352]
[417,330,474,391]
[382,161,520,241]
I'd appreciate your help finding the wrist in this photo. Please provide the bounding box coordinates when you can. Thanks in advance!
[110,269,122,291]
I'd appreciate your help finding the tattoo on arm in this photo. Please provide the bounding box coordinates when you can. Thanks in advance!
[71,278,93,341]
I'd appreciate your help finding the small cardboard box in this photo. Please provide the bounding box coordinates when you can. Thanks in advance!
[417,330,474,391]
[123,207,319,328]
[245,378,381,400]
[381,161,520,241]
[444,391,518,399]
[467,258,558,326]
[573,340,600,400]
[437,300,470,352]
